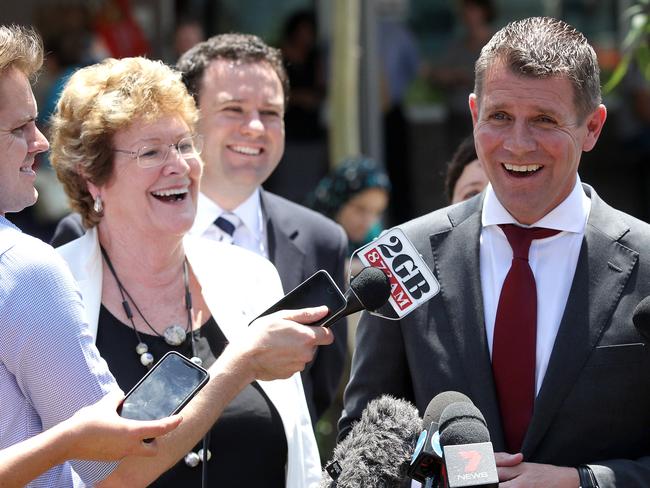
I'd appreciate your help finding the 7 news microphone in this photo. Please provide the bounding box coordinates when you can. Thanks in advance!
[437,401,498,488]
[408,391,473,485]
[408,392,498,488]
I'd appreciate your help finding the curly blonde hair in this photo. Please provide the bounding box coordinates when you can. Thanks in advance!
[50,57,199,228]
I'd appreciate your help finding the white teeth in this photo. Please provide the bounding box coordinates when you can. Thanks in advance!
[503,163,541,172]
[230,145,261,155]
[151,188,188,197]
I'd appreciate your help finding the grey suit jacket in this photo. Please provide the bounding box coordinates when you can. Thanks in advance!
[339,184,650,487]
[261,190,349,423]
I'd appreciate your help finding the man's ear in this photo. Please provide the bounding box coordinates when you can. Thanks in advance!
[582,104,607,152]
[469,93,479,128]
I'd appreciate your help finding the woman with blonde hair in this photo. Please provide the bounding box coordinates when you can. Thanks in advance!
[51,57,330,487]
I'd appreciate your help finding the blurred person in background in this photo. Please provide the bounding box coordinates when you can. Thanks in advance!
[427,0,496,149]
[377,0,420,224]
[265,9,329,202]
[173,18,205,61]
[306,156,390,258]
[445,134,488,203]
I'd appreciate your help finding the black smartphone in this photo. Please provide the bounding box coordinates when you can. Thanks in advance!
[119,351,209,422]
[252,270,347,328]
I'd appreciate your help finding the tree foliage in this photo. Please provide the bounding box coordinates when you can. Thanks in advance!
[604,0,650,93]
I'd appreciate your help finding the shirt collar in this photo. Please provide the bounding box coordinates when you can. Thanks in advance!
[0,215,20,232]
[481,175,590,233]
[191,188,263,238]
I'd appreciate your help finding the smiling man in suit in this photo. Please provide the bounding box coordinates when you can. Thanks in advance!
[340,17,650,487]
[176,33,348,425]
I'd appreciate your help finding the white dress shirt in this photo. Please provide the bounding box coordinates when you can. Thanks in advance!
[190,190,268,258]
[480,177,591,394]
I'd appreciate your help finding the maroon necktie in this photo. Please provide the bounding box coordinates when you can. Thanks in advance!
[492,224,560,453]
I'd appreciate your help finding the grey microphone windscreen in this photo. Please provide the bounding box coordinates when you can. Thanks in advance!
[322,395,420,487]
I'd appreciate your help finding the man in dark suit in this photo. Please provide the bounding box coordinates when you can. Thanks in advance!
[52,34,348,426]
[340,17,650,487]
[175,34,347,425]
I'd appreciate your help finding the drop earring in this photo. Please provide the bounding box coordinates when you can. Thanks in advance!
[93,195,103,213]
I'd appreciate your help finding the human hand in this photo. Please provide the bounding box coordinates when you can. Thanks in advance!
[234,306,334,381]
[495,452,580,488]
[62,390,182,461]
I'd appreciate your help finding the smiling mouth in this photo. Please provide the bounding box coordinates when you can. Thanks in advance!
[19,162,36,176]
[502,163,542,177]
[150,188,188,202]
[229,145,263,156]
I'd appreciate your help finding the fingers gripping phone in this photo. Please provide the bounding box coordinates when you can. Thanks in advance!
[119,351,209,422]
[252,270,347,328]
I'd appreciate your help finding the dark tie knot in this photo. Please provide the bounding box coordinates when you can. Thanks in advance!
[499,224,561,260]
[214,214,239,237]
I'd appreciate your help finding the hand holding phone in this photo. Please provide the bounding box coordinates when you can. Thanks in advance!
[252,270,347,328]
[119,351,209,423]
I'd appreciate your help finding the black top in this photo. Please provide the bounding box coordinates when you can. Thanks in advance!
[96,305,287,487]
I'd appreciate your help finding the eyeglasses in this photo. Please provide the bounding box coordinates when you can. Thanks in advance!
[113,134,204,168]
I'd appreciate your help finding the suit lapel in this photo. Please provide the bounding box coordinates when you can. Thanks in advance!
[261,191,305,292]
[523,186,638,456]
[428,198,506,449]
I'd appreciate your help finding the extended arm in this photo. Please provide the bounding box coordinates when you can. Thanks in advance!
[0,391,181,488]
[99,306,334,487]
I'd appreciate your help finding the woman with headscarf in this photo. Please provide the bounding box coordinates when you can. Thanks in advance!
[307,156,390,255]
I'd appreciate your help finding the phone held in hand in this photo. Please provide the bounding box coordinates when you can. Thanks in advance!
[252,270,347,328]
[119,351,209,421]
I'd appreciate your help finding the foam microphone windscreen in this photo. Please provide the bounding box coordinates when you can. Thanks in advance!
[349,266,391,311]
[321,395,421,487]
[438,402,490,446]
[422,391,473,430]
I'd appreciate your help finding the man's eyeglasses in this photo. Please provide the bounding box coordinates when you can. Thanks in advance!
[113,134,204,168]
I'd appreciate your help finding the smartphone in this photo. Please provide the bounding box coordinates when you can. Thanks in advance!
[119,351,209,422]
[252,270,347,328]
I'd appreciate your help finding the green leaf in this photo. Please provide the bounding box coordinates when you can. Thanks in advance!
[604,54,632,93]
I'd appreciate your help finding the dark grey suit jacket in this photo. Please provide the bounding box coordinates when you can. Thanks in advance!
[261,190,349,423]
[339,185,650,487]
[51,191,349,424]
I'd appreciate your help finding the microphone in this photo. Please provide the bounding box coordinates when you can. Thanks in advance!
[325,266,392,325]
[632,296,650,341]
[251,266,391,328]
[321,395,421,487]
[408,391,473,484]
[438,402,499,488]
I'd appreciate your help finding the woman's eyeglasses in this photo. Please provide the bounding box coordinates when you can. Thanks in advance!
[113,135,204,168]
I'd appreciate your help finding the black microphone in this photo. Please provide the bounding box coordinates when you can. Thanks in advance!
[251,266,391,328]
[408,391,473,484]
[324,266,392,326]
[438,402,498,488]
[321,395,421,487]
[632,296,650,341]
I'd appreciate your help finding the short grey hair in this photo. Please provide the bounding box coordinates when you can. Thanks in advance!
[474,17,601,122]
